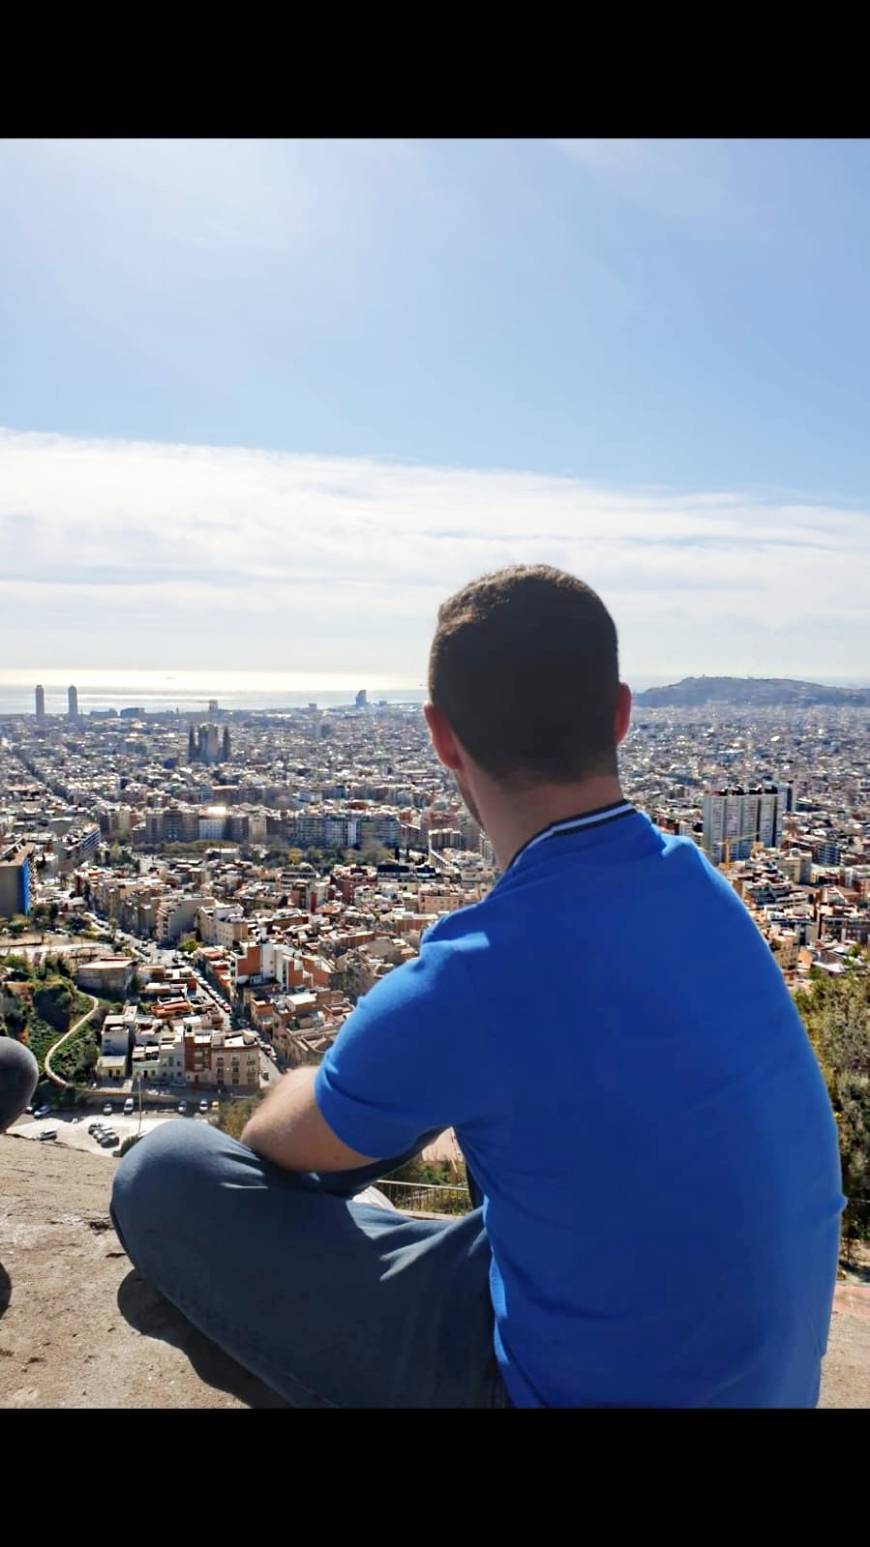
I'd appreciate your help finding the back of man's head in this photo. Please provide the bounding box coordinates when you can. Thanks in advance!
[428,565,620,787]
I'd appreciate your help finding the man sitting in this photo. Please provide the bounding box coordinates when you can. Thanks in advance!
[112,565,843,1408]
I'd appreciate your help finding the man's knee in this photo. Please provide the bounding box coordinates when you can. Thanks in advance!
[111,1118,230,1254]
[0,1037,39,1132]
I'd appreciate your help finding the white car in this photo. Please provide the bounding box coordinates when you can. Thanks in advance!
[199,1098,209,1113]
[103,1103,113,1116]
[123,1098,135,1115]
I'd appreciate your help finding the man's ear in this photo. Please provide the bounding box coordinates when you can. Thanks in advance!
[614,682,632,747]
[424,702,464,772]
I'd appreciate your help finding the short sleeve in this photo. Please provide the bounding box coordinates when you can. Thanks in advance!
[314,940,501,1160]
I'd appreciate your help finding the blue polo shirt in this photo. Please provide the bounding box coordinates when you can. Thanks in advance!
[315,805,844,1408]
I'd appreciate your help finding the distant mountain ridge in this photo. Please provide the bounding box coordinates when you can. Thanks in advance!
[634,676,870,708]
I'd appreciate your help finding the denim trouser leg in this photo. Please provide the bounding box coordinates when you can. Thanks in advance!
[111,1121,507,1409]
[0,1037,39,1133]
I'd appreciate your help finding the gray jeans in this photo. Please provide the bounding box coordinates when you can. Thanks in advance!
[0,1037,38,1132]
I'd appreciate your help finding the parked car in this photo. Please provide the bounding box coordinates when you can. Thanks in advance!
[177,1101,188,1115]
[123,1098,135,1115]
[34,1105,51,1119]
[39,1129,58,1142]
[103,1103,113,1116]
[211,1099,220,1111]
[88,1123,103,1136]
[199,1099,209,1113]
[100,1134,120,1148]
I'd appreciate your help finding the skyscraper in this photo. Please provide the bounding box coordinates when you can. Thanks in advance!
[702,784,786,866]
[222,726,231,762]
[0,843,34,918]
[35,684,45,719]
[68,684,79,719]
[188,725,197,762]
[355,689,368,709]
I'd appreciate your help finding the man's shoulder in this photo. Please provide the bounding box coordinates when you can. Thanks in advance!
[356,927,483,1022]
[423,894,492,946]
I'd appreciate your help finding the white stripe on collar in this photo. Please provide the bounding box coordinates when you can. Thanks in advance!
[510,801,635,870]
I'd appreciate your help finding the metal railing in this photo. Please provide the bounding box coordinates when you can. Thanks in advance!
[375,1178,471,1216]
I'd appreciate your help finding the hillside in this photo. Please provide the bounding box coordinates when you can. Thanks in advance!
[635,676,870,708]
[0,953,99,1085]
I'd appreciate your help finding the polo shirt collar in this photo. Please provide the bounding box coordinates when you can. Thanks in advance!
[505,799,636,873]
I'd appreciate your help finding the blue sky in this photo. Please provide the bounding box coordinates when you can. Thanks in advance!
[1,138,869,679]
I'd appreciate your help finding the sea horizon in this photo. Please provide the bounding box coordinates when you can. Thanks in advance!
[1,667,869,717]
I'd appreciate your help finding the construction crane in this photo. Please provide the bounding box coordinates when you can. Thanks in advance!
[721,831,764,867]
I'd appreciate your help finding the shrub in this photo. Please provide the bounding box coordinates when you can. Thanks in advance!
[797,960,870,1246]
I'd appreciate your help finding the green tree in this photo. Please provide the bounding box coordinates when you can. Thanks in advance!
[179,934,199,955]
[797,959,870,1246]
[360,843,393,866]
[2,954,34,979]
[32,978,77,1034]
[4,1002,27,1036]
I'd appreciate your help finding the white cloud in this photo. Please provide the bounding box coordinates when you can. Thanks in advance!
[0,427,867,682]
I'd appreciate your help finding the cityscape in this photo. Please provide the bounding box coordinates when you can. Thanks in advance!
[1,138,868,1411]
[1,679,867,1123]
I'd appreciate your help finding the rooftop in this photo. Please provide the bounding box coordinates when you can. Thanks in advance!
[1,1132,868,1409]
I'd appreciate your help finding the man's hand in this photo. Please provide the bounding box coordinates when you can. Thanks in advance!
[241,1066,376,1174]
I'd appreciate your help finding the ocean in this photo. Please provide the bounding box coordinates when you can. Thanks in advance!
[1,671,866,718]
[0,667,686,717]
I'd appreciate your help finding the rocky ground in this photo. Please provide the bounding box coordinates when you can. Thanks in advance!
[1,1132,867,1409]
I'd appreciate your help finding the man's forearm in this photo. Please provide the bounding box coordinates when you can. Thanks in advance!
[241,1066,318,1155]
[240,1065,374,1174]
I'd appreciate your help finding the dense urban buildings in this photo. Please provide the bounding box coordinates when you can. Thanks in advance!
[0,687,867,1102]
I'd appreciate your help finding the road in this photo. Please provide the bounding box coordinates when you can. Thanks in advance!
[12,1106,211,1159]
[44,994,100,1088]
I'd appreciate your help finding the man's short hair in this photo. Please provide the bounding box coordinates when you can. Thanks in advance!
[428,565,620,786]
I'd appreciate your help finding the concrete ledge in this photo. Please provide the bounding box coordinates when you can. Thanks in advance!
[0,1134,284,1408]
[0,1134,867,1409]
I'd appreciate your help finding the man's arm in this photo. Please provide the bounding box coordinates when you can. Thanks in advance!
[241,1066,376,1174]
